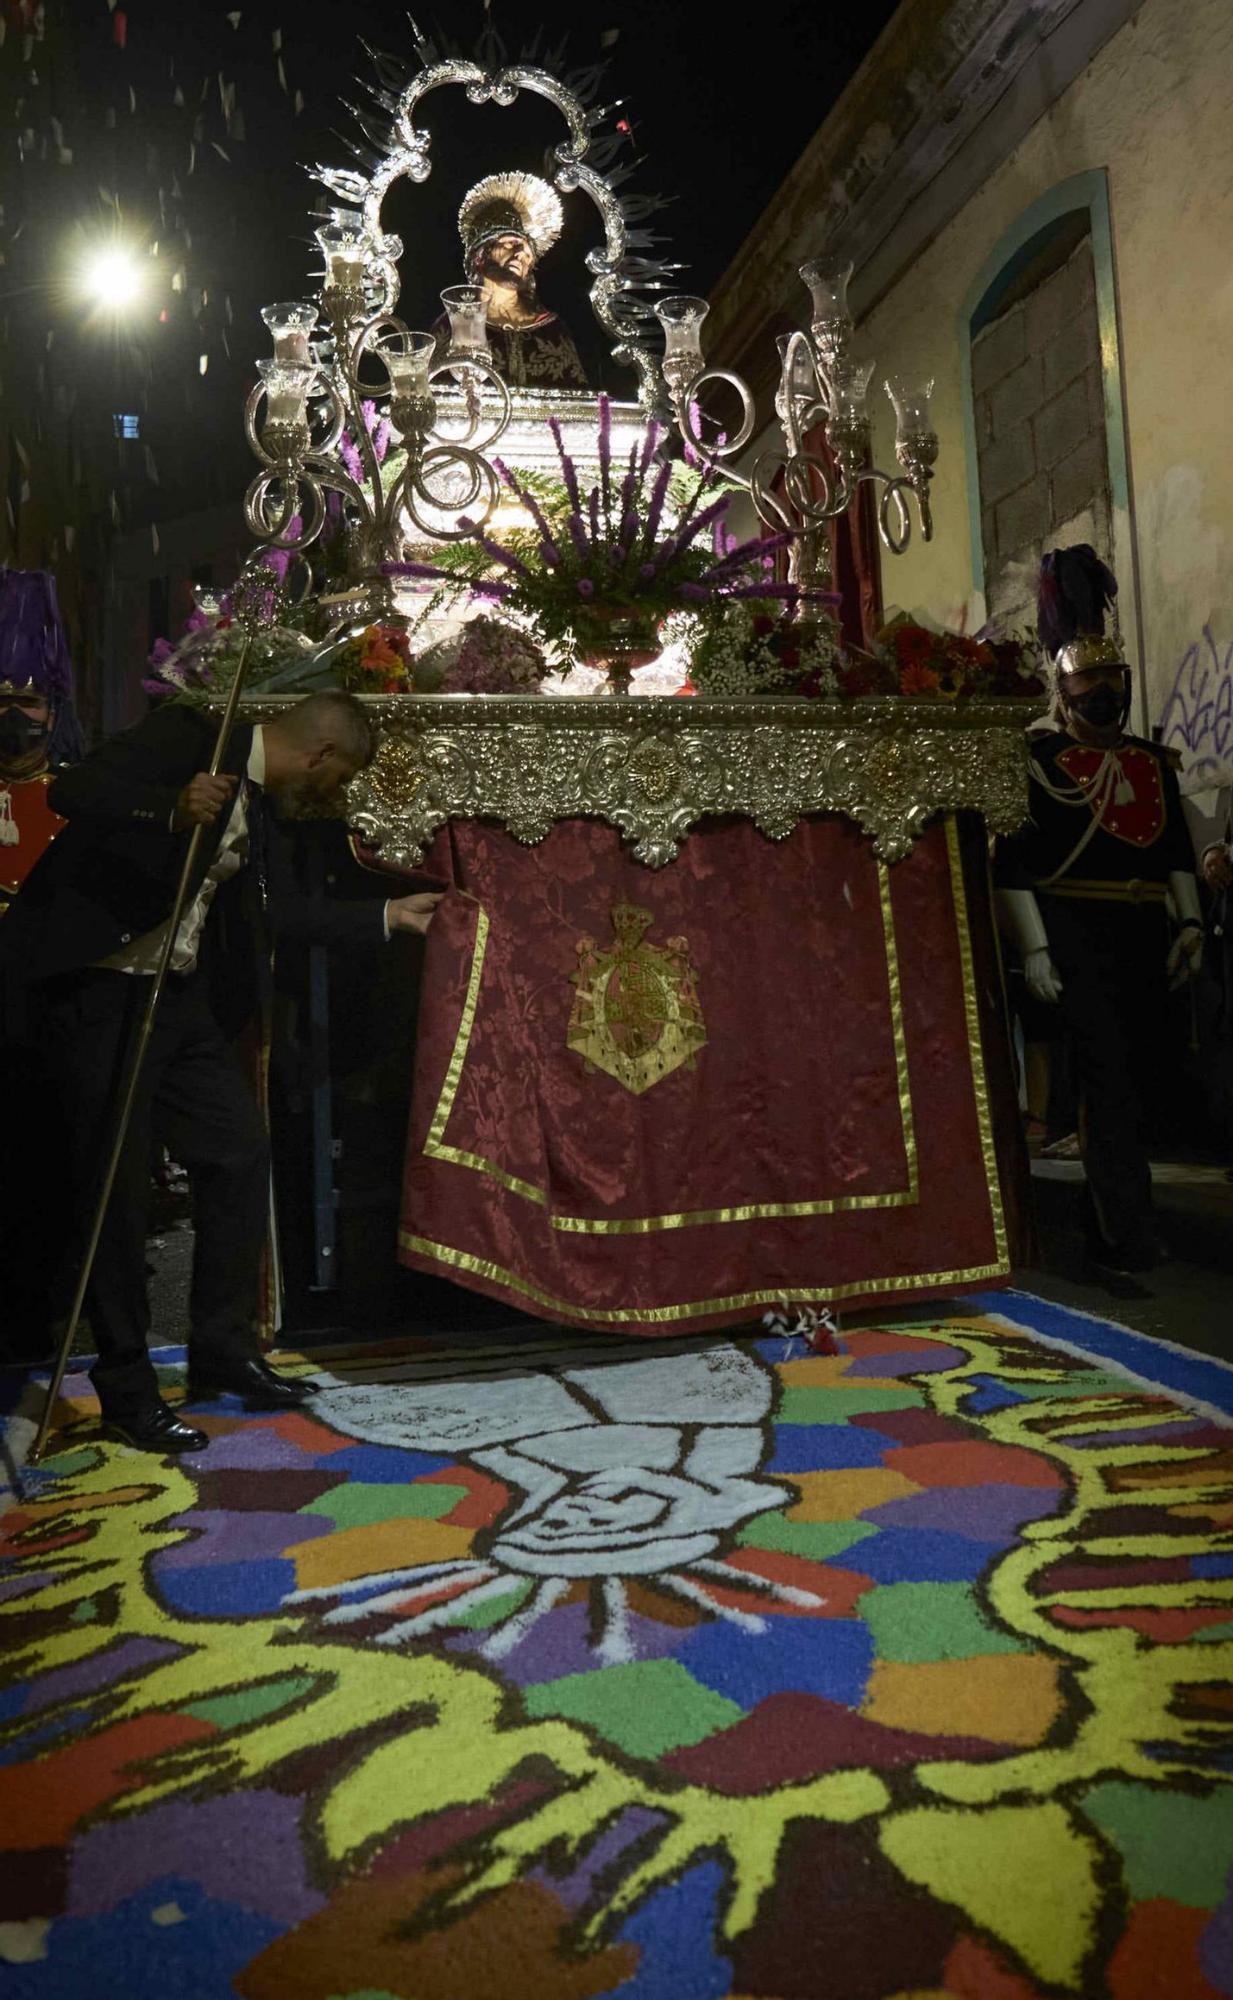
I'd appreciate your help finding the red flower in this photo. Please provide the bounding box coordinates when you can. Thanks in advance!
[899,662,943,696]
[886,623,936,666]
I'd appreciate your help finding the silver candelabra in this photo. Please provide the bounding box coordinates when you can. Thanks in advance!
[655,258,938,588]
[244,245,511,617]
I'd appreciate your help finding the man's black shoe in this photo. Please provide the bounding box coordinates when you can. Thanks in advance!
[186,1356,316,1410]
[102,1401,210,1454]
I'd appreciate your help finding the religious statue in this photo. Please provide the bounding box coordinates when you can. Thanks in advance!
[433,171,589,390]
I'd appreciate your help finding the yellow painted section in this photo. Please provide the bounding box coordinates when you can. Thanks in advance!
[287,1518,476,1591]
[862,1654,1064,1747]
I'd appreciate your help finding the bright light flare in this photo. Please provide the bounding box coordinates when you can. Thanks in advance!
[81,244,145,311]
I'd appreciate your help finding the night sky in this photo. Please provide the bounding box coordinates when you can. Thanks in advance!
[2,0,902,544]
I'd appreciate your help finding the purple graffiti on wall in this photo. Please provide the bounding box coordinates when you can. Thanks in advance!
[1159,627,1233,782]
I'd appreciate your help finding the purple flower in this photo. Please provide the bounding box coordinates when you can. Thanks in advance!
[638,562,657,582]
[637,418,663,480]
[598,394,612,526]
[494,457,562,563]
[184,607,213,634]
[384,560,446,580]
[476,533,532,579]
[148,636,175,668]
[566,513,590,562]
[657,494,730,568]
[643,459,672,549]
[677,582,711,601]
[339,430,364,484]
[549,417,582,515]
[262,518,302,584]
[577,578,595,598]
[588,487,600,541]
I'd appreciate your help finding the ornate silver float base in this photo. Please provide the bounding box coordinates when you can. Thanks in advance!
[237,695,1040,868]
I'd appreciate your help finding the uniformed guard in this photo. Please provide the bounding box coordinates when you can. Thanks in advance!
[0,567,84,1358]
[995,544,1203,1279]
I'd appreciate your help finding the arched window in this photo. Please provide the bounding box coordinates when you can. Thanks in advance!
[960,172,1131,639]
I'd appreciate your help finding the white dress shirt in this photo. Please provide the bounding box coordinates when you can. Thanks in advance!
[100,727,266,977]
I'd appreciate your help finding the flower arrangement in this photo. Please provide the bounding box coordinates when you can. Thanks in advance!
[332,622,414,694]
[434,616,548,695]
[689,602,853,699]
[386,395,796,663]
[873,617,1045,698]
[143,604,330,704]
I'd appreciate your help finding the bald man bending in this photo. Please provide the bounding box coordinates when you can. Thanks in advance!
[0,690,440,1453]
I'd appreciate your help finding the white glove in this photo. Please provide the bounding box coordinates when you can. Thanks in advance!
[996,888,1063,1001]
[1024,946,1064,1003]
[1166,870,1204,987]
[1166,923,1204,988]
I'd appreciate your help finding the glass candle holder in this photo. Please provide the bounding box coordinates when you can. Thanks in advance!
[885,374,936,443]
[260,301,317,365]
[828,358,875,481]
[315,219,370,293]
[386,331,438,441]
[800,256,854,363]
[258,358,315,458]
[833,357,875,424]
[656,295,709,399]
[258,358,315,422]
[440,284,489,359]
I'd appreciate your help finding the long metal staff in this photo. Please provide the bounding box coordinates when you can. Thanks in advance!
[28,633,256,1464]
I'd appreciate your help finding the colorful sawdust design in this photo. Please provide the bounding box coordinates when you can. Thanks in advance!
[2,1313,1232,1998]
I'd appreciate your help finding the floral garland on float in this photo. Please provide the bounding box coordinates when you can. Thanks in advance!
[873,616,1045,699]
[387,395,796,693]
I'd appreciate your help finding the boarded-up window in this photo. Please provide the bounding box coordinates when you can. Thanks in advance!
[971,216,1111,630]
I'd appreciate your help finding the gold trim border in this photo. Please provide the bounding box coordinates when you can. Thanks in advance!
[398,1231,1010,1324]
[944,811,1009,1268]
[421,863,919,1232]
[402,812,1010,1319]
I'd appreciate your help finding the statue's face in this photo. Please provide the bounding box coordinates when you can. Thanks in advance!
[480,232,535,283]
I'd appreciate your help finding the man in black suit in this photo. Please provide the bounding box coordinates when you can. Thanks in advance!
[0,690,440,1454]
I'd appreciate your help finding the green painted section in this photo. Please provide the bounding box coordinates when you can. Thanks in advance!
[523,1659,743,1759]
[860,1580,1030,1662]
[776,1385,922,1424]
[299,1481,468,1528]
[185,1673,317,1731]
[449,1581,534,1631]
[38,1450,97,1479]
[736,1513,877,1562]
[1081,1780,1233,1909]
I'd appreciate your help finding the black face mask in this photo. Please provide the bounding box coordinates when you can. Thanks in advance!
[0,705,49,763]
[1066,685,1126,732]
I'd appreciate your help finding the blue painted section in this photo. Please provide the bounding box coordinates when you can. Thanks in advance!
[614,1859,734,1999]
[969,1288,1233,1421]
[767,1424,901,1473]
[678,1615,875,1711]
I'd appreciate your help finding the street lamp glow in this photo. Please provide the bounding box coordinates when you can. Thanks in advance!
[82,244,145,310]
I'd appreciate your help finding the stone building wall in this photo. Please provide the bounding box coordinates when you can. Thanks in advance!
[971,236,1112,629]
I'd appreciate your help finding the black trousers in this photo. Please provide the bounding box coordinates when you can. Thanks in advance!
[40,969,269,1415]
[1041,896,1169,1257]
[0,983,64,1357]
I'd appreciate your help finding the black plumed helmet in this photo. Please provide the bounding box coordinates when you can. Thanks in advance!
[1036,544,1119,662]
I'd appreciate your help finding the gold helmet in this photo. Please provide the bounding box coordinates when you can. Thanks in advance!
[458,172,564,264]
